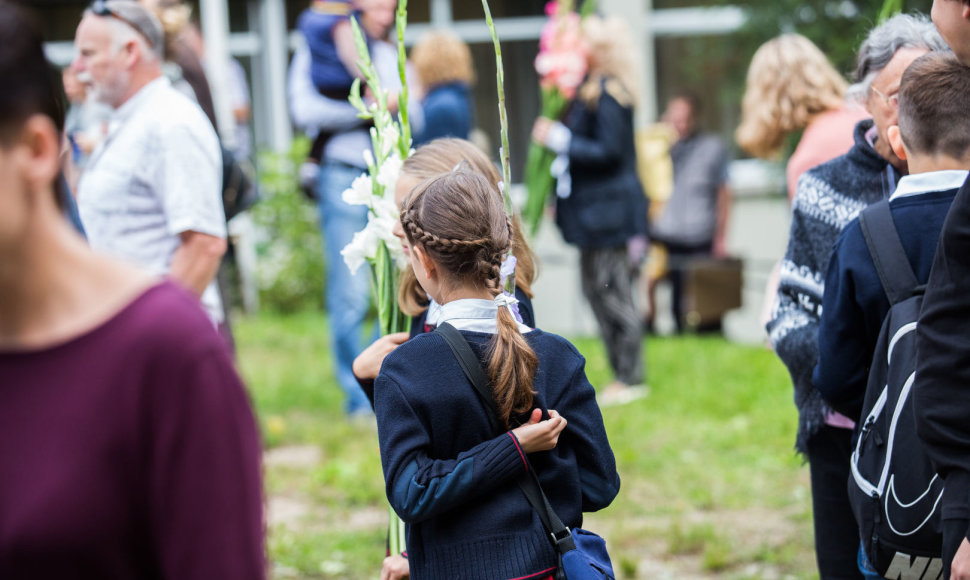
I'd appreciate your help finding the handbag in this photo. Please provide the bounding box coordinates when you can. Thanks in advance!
[435,323,615,580]
[221,146,260,221]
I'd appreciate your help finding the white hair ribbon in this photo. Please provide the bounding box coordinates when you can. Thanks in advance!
[493,292,520,317]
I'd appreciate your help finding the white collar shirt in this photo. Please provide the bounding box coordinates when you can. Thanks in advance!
[437,298,533,335]
[78,77,226,323]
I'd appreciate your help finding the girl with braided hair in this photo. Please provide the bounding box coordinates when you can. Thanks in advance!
[353,139,542,579]
[353,138,538,397]
[373,167,619,579]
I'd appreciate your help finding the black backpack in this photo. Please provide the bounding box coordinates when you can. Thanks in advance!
[849,200,944,580]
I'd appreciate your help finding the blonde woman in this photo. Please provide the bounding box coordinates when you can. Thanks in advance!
[736,34,868,200]
[411,30,474,144]
[532,15,648,405]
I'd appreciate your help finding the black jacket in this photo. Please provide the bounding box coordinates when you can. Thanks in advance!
[915,174,970,534]
[555,84,648,249]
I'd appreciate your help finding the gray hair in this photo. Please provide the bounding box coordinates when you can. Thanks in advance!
[849,13,950,99]
[86,1,164,62]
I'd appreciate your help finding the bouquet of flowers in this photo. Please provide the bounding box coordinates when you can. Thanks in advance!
[339,0,412,553]
[521,0,590,235]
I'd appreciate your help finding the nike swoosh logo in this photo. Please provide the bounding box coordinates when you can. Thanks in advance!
[884,473,944,537]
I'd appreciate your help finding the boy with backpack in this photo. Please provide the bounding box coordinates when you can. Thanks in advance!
[812,51,970,579]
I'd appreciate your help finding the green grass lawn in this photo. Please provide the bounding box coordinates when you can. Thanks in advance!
[235,312,816,579]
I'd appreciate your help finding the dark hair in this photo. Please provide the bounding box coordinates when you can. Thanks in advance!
[670,92,702,117]
[0,1,65,145]
[401,169,538,429]
[897,52,970,159]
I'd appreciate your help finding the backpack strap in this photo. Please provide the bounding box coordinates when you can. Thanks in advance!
[434,323,578,558]
[858,200,920,305]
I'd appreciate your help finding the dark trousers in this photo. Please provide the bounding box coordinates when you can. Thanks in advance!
[807,425,864,580]
[943,518,968,580]
[579,247,644,385]
[663,240,714,333]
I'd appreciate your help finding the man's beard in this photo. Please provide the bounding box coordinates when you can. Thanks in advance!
[79,68,130,109]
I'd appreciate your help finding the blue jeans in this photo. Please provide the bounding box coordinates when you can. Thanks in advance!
[317,160,375,415]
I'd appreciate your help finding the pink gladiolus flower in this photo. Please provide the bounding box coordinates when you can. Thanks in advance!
[534,2,588,99]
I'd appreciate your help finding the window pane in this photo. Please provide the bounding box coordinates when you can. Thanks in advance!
[452,0,544,21]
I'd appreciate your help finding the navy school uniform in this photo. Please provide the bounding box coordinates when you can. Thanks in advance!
[374,299,620,580]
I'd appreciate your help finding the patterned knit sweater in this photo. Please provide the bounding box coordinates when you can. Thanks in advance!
[767,119,899,453]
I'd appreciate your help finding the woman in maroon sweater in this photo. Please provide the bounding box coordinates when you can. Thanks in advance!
[0,3,265,578]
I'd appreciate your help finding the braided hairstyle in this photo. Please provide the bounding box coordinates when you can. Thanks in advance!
[401,169,538,428]
[396,138,537,317]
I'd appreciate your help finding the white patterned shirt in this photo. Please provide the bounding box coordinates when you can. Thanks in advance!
[78,77,225,323]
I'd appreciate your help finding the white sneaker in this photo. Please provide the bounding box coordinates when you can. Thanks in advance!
[598,384,649,407]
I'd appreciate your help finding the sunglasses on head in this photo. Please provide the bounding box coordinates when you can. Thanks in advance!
[90,0,156,48]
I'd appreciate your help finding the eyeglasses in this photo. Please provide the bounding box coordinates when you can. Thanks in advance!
[90,0,156,48]
[869,85,899,108]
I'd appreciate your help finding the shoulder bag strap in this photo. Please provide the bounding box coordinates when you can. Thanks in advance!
[435,323,501,434]
[859,200,921,305]
[434,323,577,555]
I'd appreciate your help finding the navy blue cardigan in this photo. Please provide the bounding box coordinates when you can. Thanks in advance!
[813,186,958,420]
[555,85,648,249]
[374,328,620,579]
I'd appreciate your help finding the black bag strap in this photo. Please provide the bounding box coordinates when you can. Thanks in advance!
[859,200,921,305]
[435,323,502,434]
[434,323,577,556]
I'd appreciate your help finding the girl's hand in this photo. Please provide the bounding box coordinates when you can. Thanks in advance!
[380,554,410,580]
[511,409,567,454]
[352,332,410,380]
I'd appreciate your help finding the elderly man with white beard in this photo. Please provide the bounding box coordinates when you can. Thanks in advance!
[73,0,226,326]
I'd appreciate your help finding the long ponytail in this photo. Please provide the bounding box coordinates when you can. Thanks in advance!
[401,169,538,429]
[488,301,538,429]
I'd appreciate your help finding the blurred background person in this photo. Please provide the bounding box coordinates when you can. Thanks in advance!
[73,0,227,328]
[410,29,474,145]
[61,65,110,185]
[181,20,252,160]
[737,33,869,201]
[648,94,731,335]
[532,14,648,405]
[0,2,265,577]
[765,15,948,579]
[735,33,869,334]
[140,0,218,128]
[289,0,423,418]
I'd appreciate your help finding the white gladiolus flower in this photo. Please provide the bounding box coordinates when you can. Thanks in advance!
[370,216,406,267]
[381,125,400,158]
[341,222,381,274]
[363,149,375,170]
[373,196,399,222]
[341,174,374,207]
[376,154,402,190]
[371,216,399,246]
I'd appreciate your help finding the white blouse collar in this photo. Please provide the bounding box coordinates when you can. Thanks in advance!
[435,298,532,334]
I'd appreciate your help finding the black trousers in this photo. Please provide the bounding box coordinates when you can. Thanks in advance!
[807,425,864,580]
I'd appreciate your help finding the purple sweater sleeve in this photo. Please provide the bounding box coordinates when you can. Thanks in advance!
[147,339,266,580]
